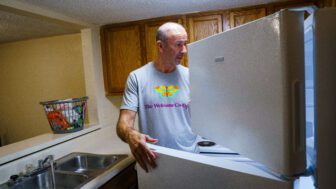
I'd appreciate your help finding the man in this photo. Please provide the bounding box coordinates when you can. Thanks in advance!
[116,22,200,172]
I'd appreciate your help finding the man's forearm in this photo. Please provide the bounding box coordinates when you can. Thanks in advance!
[116,110,137,143]
[116,110,157,172]
[117,122,135,143]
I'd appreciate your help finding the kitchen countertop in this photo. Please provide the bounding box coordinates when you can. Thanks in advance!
[0,125,101,165]
[0,125,134,186]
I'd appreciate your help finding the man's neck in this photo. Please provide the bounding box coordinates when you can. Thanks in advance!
[153,59,177,73]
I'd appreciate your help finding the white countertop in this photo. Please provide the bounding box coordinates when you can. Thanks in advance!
[0,125,101,165]
[0,125,135,186]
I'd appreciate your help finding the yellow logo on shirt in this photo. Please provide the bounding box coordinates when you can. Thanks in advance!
[155,85,179,98]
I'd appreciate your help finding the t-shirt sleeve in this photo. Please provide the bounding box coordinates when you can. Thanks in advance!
[120,73,138,112]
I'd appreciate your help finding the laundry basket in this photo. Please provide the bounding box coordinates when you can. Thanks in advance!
[40,97,88,133]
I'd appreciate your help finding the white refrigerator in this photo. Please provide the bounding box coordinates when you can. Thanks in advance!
[137,8,336,189]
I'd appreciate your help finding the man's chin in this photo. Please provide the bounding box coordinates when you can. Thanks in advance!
[175,59,183,65]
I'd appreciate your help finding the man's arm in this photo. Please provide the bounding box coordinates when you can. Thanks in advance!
[116,109,158,172]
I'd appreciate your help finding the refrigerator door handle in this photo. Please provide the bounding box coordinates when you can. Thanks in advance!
[292,80,305,153]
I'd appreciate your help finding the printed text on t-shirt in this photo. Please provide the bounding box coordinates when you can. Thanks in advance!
[144,103,189,109]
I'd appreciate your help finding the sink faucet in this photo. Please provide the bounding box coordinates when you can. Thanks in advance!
[38,155,56,189]
[4,155,57,189]
[38,155,54,168]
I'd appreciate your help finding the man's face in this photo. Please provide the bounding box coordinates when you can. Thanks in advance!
[161,29,188,65]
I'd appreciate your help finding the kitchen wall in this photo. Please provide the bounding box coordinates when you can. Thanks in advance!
[0,34,86,145]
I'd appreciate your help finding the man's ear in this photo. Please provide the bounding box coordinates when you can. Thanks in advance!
[156,40,164,52]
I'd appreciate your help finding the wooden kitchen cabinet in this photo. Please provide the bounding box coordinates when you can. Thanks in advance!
[187,14,223,42]
[186,13,223,67]
[327,0,336,6]
[101,24,143,95]
[99,162,138,189]
[100,0,320,96]
[229,8,266,28]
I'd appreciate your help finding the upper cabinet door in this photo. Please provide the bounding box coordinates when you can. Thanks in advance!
[101,25,143,95]
[144,18,184,65]
[188,10,306,176]
[229,8,266,27]
[330,0,336,6]
[187,14,223,42]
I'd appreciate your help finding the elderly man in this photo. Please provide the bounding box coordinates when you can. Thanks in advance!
[116,22,200,172]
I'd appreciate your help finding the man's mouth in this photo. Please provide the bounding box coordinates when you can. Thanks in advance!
[177,55,184,60]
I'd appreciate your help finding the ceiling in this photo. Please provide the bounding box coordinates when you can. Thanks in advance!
[0,0,291,43]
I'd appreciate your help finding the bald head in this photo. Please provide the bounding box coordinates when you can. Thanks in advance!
[156,22,186,44]
[154,22,188,70]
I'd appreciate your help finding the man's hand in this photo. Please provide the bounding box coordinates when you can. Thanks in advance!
[116,109,158,172]
[127,130,158,172]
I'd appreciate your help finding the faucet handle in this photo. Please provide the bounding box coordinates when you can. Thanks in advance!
[47,155,54,161]
[9,175,19,182]
[43,155,55,166]
[38,160,44,168]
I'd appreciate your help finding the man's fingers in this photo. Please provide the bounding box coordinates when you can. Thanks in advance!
[144,145,158,160]
[128,133,158,172]
[140,143,157,168]
[145,151,157,168]
[153,151,159,159]
[145,135,158,143]
[133,151,148,172]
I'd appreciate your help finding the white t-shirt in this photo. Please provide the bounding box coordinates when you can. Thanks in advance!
[121,62,199,152]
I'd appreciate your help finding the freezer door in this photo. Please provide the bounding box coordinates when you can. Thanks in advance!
[138,144,294,189]
[188,10,306,176]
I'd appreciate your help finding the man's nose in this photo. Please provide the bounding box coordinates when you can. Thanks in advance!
[181,45,187,54]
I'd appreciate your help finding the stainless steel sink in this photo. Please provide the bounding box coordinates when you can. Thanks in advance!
[55,152,128,177]
[0,153,128,189]
[0,170,88,189]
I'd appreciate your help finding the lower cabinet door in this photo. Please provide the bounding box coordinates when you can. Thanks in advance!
[99,162,138,189]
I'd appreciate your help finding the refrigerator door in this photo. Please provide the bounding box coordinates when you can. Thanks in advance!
[314,8,336,189]
[138,144,294,189]
[188,9,306,176]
